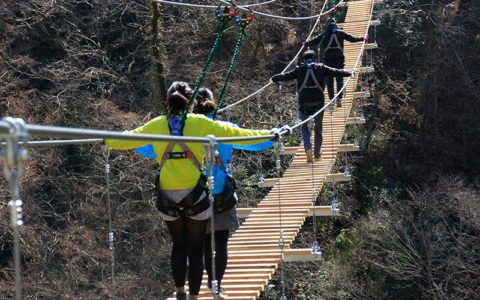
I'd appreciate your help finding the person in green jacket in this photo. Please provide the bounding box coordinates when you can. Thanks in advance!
[105,84,271,300]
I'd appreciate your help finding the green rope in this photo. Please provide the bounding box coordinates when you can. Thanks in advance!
[181,21,230,122]
[212,25,248,118]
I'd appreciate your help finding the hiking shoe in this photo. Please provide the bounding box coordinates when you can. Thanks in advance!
[314,149,322,160]
[336,100,342,107]
[176,291,187,300]
[306,150,313,163]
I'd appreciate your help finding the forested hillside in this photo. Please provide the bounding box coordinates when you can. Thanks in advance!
[1,0,479,299]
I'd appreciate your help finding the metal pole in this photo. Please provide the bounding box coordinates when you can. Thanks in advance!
[1,117,29,300]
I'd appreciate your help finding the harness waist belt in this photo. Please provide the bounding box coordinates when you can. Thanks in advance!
[155,172,210,217]
[213,175,237,214]
[178,173,207,207]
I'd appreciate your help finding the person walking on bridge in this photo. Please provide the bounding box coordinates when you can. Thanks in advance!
[271,50,351,162]
[304,18,366,107]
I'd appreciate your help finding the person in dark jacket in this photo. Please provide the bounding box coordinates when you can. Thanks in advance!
[304,18,366,107]
[271,50,351,162]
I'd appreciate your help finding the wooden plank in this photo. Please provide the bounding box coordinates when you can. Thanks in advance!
[325,173,352,183]
[358,66,375,73]
[364,42,378,50]
[346,116,366,125]
[257,177,278,188]
[338,143,360,152]
[237,206,339,218]
[284,248,323,262]
[353,91,370,99]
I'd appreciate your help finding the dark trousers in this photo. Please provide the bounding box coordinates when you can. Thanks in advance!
[204,230,230,290]
[299,108,323,157]
[166,217,208,295]
[324,57,345,102]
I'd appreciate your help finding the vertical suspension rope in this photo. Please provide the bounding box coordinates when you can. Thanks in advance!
[205,135,219,300]
[329,102,339,211]
[309,119,321,255]
[274,135,287,300]
[103,146,115,296]
[341,73,350,177]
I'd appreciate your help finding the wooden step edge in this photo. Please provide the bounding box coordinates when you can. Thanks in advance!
[237,206,339,218]
[284,248,323,262]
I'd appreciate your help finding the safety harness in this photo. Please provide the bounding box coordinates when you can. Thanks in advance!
[212,151,237,214]
[299,59,322,94]
[155,117,210,217]
[324,29,343,53]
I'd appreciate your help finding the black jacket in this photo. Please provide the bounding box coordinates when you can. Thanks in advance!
[305,30,364,59]
[271,63,351,110]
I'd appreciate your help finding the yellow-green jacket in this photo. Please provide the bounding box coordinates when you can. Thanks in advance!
[105,114,270,191]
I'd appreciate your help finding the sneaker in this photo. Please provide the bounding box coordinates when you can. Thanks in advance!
[219,288,230,299]
[306,150,313,163]
[336,100,342,107]
[176,291,187,300]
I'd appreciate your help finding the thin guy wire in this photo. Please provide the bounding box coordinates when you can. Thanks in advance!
[153,0,278,9]
[217,0,346,20]
[157,0,339,20]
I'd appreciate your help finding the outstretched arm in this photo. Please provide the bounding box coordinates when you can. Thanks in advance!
[321,64,352,77]
[271,67,298,82]
[304,31,324,47]
[105,116,164,150]
[340,31,366,43]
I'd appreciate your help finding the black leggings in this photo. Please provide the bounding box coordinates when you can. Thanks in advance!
[166,217,208,295]
[204,230,230,289]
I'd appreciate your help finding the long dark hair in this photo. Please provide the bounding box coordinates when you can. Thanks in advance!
[193,88,216,115]
[167,91,189,116]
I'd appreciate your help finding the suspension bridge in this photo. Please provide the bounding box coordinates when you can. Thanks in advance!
[0,0,380,299]
[171,0,379,299]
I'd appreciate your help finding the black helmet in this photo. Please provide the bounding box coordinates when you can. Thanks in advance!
[303,49,316,60]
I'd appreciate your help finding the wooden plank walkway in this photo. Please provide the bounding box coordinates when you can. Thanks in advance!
[168,0,374,298]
